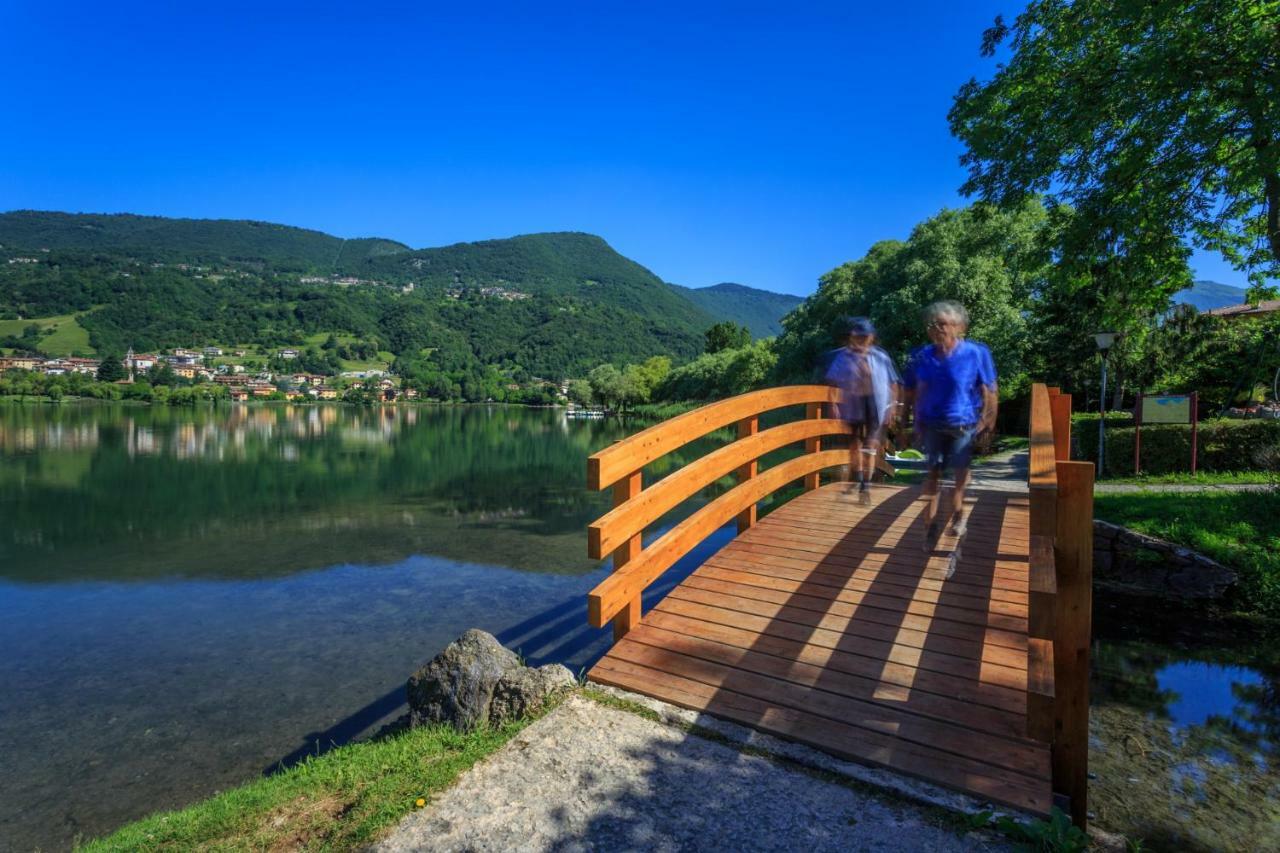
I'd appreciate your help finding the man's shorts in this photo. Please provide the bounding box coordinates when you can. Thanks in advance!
[922,423,977,472]
[843,395,883,443]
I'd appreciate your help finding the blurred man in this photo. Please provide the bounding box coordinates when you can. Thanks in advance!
[824,317,901,504]
[903,301,997,542]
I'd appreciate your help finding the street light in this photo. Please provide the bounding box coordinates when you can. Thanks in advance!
[1094,332,1119,476]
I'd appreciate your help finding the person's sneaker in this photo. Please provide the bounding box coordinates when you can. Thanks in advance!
[949,513,968,538]
[858,481,871,505]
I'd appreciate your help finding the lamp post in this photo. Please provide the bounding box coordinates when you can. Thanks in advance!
[1094,332,1119,476]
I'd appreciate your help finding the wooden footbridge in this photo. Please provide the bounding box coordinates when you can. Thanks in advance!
[583,384,1095,826]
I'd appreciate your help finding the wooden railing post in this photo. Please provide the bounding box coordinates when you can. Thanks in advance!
[611,470,643,642]
[736,415,759,532]
[1050,393,1073,461]
[803,402,822,491]
[1053,460,1095,829]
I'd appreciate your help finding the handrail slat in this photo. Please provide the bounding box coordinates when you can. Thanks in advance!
[588,418,853,559]
[1029,384,1058,490]
[587,385,841,490]
[587,448,849,626]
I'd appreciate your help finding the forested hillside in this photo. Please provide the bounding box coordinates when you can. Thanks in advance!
[0,212,771,390]
[670,282,802,337]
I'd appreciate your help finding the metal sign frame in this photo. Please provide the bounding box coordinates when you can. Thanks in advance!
[1134,391,1199,474]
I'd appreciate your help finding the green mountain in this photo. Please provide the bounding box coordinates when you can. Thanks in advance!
[1172,280,1248,313]
[670,282,803,338]
[0,211,726,389]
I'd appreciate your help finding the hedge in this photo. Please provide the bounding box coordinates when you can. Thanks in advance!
[1073,414,1280,477]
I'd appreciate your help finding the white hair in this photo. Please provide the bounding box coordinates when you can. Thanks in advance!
[923,300,970,330]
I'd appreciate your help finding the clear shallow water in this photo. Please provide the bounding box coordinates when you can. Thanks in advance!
[0,402,734,852]
[1090,599,1280,851]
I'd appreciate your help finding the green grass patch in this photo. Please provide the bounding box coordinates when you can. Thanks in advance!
[1100,470,1277,486]
[0,314,94,355]
[1095,489,1280,615]
[80,706,555,851]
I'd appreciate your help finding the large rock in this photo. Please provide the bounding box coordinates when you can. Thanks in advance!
[489,664,576,727]
[407,629,520,731]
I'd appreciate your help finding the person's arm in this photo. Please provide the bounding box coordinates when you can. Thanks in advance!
[977,346,998,434]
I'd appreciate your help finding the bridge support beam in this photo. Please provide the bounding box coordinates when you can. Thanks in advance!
[1053,460,1095,829]
[735,416,759,533]
[803,403,822,491]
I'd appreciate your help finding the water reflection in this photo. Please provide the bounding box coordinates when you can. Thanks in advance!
[1091,598,1280,851]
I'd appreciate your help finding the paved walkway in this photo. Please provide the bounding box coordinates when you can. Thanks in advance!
[374,694,1012,852]
[971,449,1273,494]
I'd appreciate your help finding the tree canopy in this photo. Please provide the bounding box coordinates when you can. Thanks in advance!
[949,0,1280,294]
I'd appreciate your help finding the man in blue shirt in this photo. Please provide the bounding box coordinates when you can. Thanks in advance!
[824,316,901,504]
[902,301,997,542]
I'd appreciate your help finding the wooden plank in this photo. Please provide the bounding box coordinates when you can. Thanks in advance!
[605,639,1047,777]
[1029,384,1057,491]
[587,448,849,626]
[700,547,1030,605]
[804,402,823,491]
[655,591,1028,672]
[640,609,1028,714]
[588,656,1051,814]
[736,415,759,533]
[682,570,1029,650]
[697,555,1028,620]
[624,625,1028,738]
[1053,460,1095,829]
[1028,534,1056,641]
[1027,637,1055,743]
[613,645,1044,779]
[1050,393,1073,461]
[588,417,851,558]
[588,384,841,490]
[611,471,643,642]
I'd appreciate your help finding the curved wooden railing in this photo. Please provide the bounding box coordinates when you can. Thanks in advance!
[1026,382,1095,828]
[585,385,851,638]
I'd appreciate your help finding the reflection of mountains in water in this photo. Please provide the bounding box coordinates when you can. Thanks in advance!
[0,498,601,584]
[0,404,636,584]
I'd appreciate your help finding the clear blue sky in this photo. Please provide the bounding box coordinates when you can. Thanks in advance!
[0,1,1247,296]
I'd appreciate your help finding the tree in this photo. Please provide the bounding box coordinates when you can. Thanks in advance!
[950,1,1280,294]
[772,200,1056,395]
[588,363,624,412]
[705,321,751,354]
[567,379,594,407]
[96,353,126,383]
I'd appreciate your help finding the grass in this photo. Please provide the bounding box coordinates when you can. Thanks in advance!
[1094,488,1280,615]
[1100,470,1277,486]
[0,313,94,355]
[80,706,555,851]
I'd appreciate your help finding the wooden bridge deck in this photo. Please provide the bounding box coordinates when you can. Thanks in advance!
[588,481,1051,815]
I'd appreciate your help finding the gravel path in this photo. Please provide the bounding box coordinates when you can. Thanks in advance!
[373,694,1011,852]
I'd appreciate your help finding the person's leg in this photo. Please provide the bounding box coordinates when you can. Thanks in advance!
[948,427,977,536]
[921,426,944,542]
[846,433,863,493]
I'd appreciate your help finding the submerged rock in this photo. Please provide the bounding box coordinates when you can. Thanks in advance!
[407,629,521,731]
[489,663,576,726]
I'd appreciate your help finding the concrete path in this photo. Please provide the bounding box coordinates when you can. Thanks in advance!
[373,694,1012,853]
[972,449,1274,494]
[1094,482,1273,493]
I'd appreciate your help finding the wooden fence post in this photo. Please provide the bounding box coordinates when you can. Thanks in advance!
[803,402,822,491]
[1053,460,1095,829]
[736,415,759,532]
[611,470,643,642]
[1050,393,1073,461]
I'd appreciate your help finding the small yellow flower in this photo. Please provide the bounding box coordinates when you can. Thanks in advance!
[415,797,426,808]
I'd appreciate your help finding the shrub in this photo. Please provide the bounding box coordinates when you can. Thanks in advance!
[1074,414,1280,477]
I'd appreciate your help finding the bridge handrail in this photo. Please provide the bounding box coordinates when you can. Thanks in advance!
[587,384,842,490]
[585,384,851,637]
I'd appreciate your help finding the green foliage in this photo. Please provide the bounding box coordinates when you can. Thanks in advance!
[704,320,752,354]
[657,340,777,401]
[773,200,1053,394]
[95,353,125,382]
[1096,489,1280,616]
[992,807,1089,853]
[672,282,801,338]
[950,0,1280,292]
[1074,415,1280,478]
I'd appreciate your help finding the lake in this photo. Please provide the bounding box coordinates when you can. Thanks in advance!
[1,402,1277,851]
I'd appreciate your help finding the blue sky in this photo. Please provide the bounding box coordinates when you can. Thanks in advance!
[0,1,1248,295]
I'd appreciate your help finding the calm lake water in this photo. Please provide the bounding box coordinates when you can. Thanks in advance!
[1,402,1277,851]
